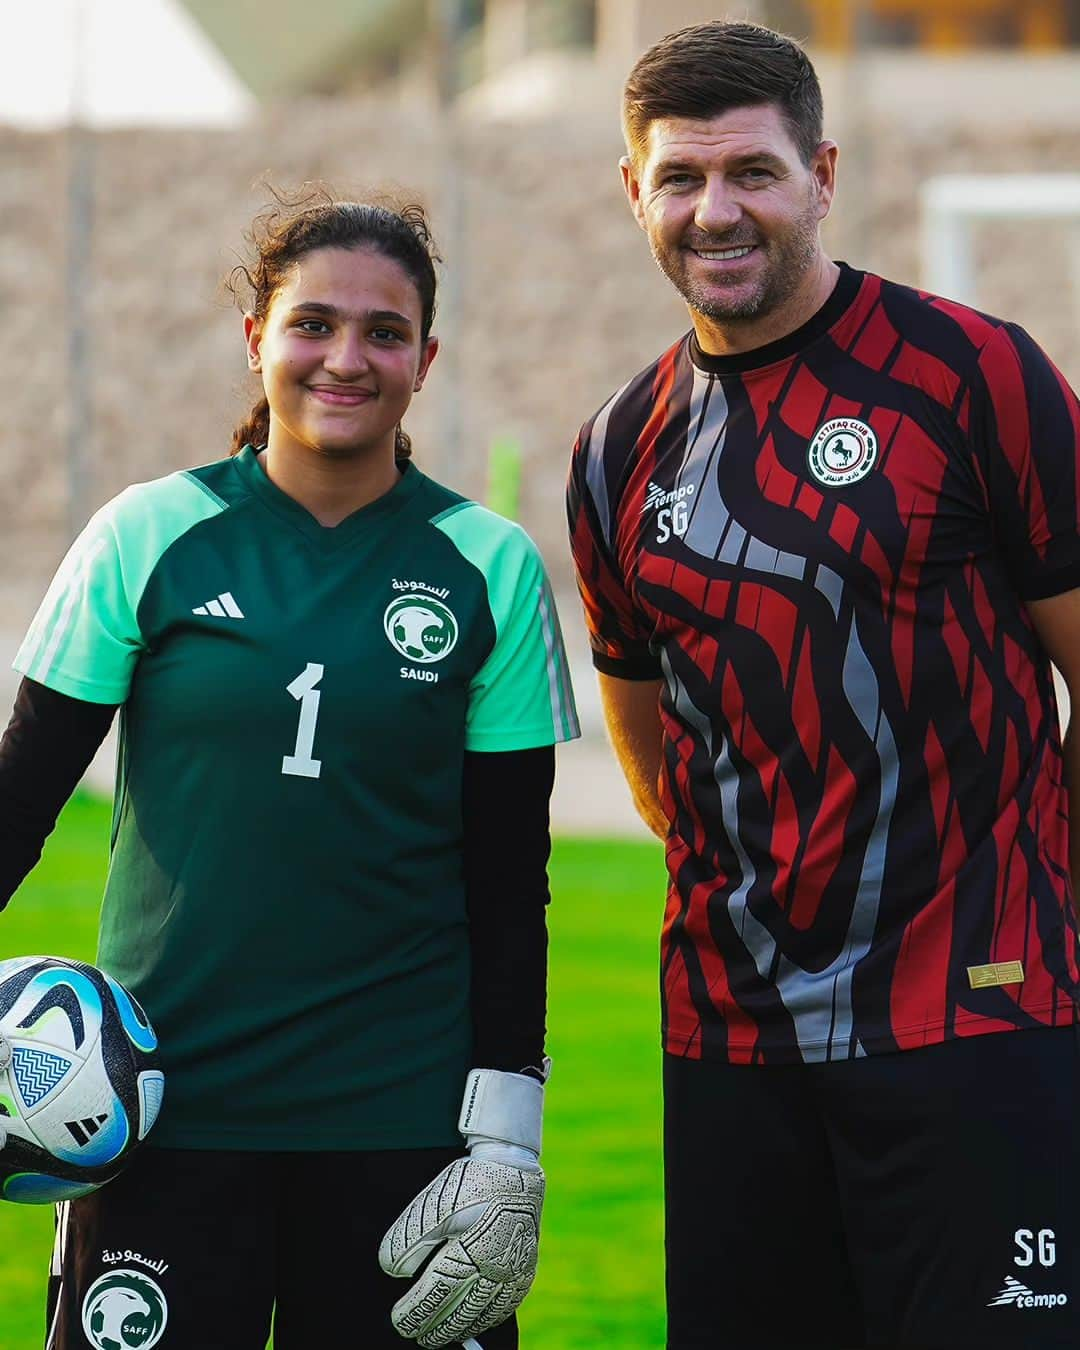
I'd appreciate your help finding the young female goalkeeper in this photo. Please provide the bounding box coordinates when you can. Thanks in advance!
[0,192,578,1350]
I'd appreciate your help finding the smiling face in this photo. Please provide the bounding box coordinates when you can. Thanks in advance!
[623,103,837,336]
[244,245,438,462]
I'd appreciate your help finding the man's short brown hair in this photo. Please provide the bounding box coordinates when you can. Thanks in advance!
[622,21,824,167]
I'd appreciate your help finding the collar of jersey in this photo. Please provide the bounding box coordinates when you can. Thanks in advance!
[687,261,864,377]
[231,444,425,548]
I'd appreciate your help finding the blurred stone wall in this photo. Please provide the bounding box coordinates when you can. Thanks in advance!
[0,99,682,633]
[3,54,1080,648]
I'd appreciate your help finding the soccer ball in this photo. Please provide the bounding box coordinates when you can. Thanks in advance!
[0,956,164,1204]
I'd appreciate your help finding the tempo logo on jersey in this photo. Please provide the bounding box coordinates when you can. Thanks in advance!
[640,481,696,514]
[384,594,459,664]
[82,1269,168,1348]
[807,418,877,487]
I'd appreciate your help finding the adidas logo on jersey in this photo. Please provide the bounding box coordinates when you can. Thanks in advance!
[988,1275,1069,1309]
[192,592,244,619]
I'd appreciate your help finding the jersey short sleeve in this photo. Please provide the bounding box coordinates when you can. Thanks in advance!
[974,322,1080,600]
[567,421,662,680]
[433,505,579,752]
[14,473,226,703]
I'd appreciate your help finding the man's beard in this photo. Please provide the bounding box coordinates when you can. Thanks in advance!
[650,201,820,322]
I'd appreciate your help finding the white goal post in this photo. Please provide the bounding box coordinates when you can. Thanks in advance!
[919,173,1080,314]
[919,173,1080,725]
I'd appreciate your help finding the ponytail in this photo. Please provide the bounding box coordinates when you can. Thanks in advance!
[394,427,412,462]
[231,397,270,456]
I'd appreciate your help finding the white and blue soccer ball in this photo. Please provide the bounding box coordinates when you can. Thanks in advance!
[0,956,164,1204]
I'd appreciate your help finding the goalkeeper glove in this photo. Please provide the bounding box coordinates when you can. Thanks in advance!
[378,1063,548,1348]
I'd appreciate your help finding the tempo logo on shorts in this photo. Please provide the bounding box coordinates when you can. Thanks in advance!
[988,1275,1069,1310]
[807,418,878,488]
[384,594,459,664]
[81,1269,168,1349]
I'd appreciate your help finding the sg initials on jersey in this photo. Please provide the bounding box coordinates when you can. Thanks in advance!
[641,480,696,543]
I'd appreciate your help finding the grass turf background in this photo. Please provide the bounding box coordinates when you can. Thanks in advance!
[0,794,668,1349]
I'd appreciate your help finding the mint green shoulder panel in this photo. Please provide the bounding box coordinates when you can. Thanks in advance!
[14,472,226,703]
[433,503,579,751]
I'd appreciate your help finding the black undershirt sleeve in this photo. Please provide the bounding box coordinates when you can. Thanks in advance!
[0,678,117,909]
[462,745,555,1075]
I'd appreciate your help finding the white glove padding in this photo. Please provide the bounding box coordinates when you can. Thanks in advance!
[379,1153,544,1347]
[379,1066,547,1347]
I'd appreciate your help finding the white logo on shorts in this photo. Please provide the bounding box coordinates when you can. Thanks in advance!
[988,1275,1069,1310]
[82,1269,168,1348]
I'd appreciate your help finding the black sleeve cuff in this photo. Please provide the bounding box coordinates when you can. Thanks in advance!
[1019,559,1080,602]
[592,647,664,680]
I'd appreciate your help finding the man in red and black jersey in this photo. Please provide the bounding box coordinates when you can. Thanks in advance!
[567,20,1080,1350]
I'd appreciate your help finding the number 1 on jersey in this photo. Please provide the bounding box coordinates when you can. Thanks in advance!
[282,663,324,779]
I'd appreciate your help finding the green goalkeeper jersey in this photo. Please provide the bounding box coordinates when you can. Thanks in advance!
[14,448,579,1150]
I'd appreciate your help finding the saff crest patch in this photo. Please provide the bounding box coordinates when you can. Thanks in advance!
[807,418,877,487]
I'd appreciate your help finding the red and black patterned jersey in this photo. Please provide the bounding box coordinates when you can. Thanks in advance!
[568,264,1080,1064]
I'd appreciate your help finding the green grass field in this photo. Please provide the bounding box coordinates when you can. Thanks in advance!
[0,794,668,1349]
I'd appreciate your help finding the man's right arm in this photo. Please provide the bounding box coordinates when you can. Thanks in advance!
[598,673,667,840]
[567,415,668,838]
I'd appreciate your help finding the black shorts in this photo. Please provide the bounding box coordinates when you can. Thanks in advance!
[664,1025,1080,1350]
[45,1145,518,1350]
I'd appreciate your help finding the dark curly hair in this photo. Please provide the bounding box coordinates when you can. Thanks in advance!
[227,186,440,460]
